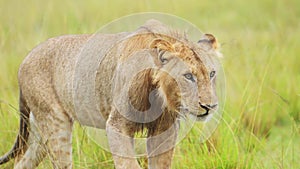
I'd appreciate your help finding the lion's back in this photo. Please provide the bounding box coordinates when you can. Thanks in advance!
[18,32,130,123]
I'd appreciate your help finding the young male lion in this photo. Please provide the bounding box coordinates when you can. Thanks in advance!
[0,19,220,169]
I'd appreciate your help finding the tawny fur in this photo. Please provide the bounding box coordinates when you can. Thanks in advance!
[0,19,220,169]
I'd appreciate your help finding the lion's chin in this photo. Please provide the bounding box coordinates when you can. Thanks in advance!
[188,112,213,122]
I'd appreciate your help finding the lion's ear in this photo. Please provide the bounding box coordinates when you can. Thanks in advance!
[198,34,219,50]
[150,39,174,65]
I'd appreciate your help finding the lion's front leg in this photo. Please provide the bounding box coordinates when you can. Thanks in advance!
[147,121,179,169]
[106,109,141,169]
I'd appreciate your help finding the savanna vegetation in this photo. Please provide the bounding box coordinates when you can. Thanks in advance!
[0,0,299,168]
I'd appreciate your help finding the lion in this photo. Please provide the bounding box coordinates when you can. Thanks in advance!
[0,19,220,169]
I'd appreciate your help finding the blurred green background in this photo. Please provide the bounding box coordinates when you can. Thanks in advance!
[0,0,299,168]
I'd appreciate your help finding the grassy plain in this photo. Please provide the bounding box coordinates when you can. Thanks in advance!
[0,0,299,168]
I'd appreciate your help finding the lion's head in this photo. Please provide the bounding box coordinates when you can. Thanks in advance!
[150,33,220,121]
[116,20,221,123]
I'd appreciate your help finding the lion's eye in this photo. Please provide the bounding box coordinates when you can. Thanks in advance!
[210,71,216,79]
[184,73,195,82]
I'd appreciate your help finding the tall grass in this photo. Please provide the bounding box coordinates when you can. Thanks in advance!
[0,0,299,168]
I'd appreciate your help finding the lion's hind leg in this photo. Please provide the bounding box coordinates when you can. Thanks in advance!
[37,108,73,169]
[9,92,46,169]
[14,96,73,169]
[14,114,47,169]
[14,107,73,169]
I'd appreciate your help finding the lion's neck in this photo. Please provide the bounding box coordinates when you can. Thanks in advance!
[128,69,162,112]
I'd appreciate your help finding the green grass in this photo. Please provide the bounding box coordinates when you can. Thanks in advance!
[0,0,299,168]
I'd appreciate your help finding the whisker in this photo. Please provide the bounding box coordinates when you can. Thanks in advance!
[175,109,188,120]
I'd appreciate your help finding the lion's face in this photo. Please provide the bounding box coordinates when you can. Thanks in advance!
[151,34,220,121]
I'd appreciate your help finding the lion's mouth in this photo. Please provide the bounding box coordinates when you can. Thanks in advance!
[189,112,210,121]
[196,111,209,118]
[179,106,210,121]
